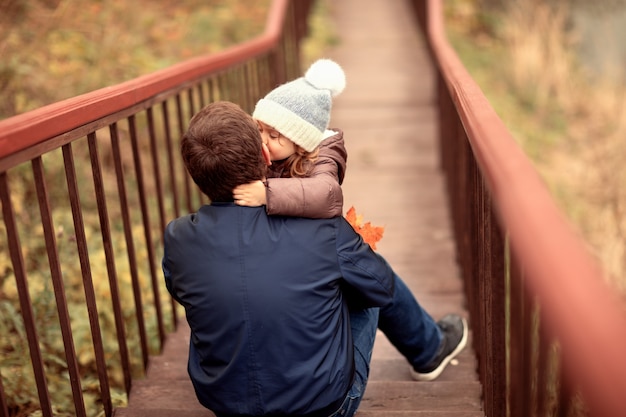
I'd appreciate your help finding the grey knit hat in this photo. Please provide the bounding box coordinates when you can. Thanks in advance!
[252,59,346,152]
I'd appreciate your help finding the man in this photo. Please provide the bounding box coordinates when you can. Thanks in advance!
[163,101,466,417]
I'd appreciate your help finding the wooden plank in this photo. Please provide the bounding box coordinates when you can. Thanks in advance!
[370,357,478,382]
[143,322,190,381]
[114,409,213,417]
[358,381,483,411]
[121,379,209,412]
[356,413,485,417]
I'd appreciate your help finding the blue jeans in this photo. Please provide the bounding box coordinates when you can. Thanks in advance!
[328,307,378,417]
[330,274,442,417]
[378,273,442,369]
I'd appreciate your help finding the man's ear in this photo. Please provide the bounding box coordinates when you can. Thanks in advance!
[261,143,271,166]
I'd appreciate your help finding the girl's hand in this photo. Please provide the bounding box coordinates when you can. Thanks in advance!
[233,181,267,206]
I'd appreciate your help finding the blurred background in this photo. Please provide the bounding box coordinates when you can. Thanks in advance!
[445,0,626,295]
[0,0,272,119]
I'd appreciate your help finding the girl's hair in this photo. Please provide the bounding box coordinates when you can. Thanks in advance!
[282,145,320,178]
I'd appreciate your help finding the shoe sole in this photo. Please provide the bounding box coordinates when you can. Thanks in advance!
[409,316,468,382]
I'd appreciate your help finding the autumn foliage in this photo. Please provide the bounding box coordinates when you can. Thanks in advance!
[0,0,270,120]
[345,206,385,250]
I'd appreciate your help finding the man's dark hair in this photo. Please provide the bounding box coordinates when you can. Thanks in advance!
[181,101,266,201]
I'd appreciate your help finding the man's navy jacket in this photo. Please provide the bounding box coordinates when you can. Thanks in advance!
[163,203,394,416]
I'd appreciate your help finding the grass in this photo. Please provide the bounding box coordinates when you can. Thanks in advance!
[0,0,270,120]
[444,1,626,295]
[448,7,623,414]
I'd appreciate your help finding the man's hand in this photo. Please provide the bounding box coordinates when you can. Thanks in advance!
[233,180,267,207]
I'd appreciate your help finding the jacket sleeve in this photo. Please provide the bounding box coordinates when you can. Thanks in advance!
[162,222,183,305]
[265,131,348,219]
[335,217,394,307]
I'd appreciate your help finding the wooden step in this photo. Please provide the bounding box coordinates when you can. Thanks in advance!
[359,381,483,412]
[115,323,484,417]
[114,408,485,417]
[114,409,213,417]
[113,376,212,416]
[371,357,478,382]
[114,380,483,417]
[356,412,485,417]
[143,337,479,383]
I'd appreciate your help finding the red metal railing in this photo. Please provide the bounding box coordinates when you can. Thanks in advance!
[0,1,312,416]
[410,1,626,416]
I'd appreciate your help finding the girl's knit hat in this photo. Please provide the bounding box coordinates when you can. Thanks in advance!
[252,59,346,152]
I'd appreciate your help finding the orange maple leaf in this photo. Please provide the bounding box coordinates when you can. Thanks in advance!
[345,206,385,250]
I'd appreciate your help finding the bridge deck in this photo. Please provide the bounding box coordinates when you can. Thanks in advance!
[114,0,485,415]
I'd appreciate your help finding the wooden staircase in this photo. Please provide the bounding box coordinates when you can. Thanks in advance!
[114,0,486,415]
[114,320,483,416]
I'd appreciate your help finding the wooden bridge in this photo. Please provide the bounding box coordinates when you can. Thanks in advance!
[1,1,626,417]
[117,1,483,416]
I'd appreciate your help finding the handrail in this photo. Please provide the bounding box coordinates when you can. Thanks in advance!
[0,1,313,416]
[413,0,626,416]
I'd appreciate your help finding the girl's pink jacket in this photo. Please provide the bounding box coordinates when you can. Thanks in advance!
[265,129,347,219]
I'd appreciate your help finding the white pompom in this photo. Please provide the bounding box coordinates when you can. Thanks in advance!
[304,59,346,97]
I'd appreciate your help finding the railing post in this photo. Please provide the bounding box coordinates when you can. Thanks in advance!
[32,156,88,417]
[0,371,8,417]
[62,143,113,416]
[481,203,506,417]
[0,173,55,417]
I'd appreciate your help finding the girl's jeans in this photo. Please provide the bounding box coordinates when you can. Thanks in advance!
[330,273,443,417]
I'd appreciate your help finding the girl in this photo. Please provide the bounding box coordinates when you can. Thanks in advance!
[233,58,347,219]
